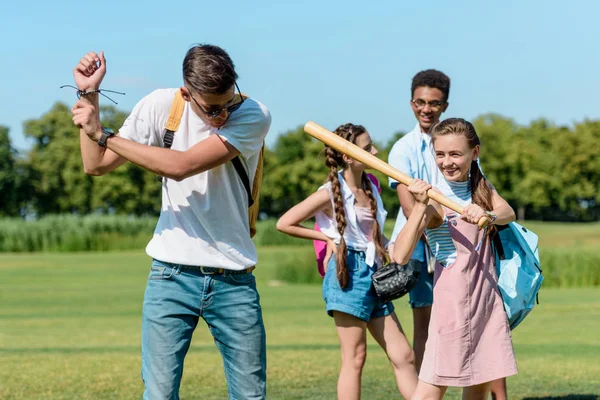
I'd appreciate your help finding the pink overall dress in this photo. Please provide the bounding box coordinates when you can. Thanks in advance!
[419,209,518,387]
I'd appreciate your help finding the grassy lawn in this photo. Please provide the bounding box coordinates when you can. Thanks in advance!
[519,221,600,248]
[0,249,599,399]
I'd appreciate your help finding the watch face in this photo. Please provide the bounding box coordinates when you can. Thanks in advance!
[102,127,115,135]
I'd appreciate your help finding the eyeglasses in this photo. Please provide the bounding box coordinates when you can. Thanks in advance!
[411,99,446,111]
[188,82,244,119]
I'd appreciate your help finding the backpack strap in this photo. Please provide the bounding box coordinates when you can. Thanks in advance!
[164,90,186,149]
[231,155,254,207]
[492,225,507,260]
[157,90,186,182]
[221,92,258,209]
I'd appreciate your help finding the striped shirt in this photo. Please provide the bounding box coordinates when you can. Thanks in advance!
[426,180,472,267]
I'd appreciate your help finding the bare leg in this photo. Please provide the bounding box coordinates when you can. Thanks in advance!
[368,312,418,399]
[490,378,507,400]
[411,380,446,400]
[462,382,492,400]
[333,311,368,400]
[412,305,432,373]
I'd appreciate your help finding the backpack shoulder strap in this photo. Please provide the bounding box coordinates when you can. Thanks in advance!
[247,144,264,238]
[163,90,186,149]
[231,155,254,207]
[231,142,264,207]
[230,92,261,208]
[157,90,186,182]
[492,225,507,261]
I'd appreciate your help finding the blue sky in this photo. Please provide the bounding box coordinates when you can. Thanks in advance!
[2,0,599,151]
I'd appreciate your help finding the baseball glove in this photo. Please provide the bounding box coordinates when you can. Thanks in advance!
[371,260,421,302]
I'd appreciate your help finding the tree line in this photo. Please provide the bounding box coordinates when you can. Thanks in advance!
[1,102,598,221]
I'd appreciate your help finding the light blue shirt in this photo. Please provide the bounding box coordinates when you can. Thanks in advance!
[387,123,438,262]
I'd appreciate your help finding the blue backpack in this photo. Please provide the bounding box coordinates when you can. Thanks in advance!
[492,222,544,330]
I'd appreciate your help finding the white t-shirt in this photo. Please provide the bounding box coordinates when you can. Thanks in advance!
[118,88,271,270]
[314,173,387,267]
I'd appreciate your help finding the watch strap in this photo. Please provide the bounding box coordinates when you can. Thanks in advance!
[485,211,497,224]
[98,127,115,148]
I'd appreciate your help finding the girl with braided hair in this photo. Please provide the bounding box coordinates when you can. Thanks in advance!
[277,123,417,399]
[393,118,517,399]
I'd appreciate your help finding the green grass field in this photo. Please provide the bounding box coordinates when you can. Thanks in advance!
[1,249,599,399]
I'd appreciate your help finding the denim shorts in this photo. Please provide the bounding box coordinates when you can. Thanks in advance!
[408,259,433,308]
[322,248,394,322]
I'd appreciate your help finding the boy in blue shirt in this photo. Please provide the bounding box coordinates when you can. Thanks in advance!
[388,69,450,373]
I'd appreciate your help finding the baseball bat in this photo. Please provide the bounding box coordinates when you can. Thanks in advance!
[304,121,489,228]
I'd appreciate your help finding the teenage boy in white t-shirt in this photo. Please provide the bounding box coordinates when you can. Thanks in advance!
[70,45,271,399]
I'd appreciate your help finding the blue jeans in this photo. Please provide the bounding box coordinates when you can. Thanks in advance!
[408,259,433,308]
[141,259,266,400]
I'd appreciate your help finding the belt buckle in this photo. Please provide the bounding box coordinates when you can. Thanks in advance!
[199,266,217,275]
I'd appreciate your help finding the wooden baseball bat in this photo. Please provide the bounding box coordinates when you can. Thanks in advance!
[304,121,489,228]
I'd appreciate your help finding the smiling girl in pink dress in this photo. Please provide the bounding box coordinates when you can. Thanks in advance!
[394,118,518,400]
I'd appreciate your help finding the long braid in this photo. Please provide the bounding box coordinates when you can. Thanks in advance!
[323,123,366,289]
[325,147,349,288]
[362,173,387,264]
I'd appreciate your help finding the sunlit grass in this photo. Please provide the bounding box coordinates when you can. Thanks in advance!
[0,251,599,399]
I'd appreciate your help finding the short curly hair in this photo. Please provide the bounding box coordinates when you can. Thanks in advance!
[411,69,451,102]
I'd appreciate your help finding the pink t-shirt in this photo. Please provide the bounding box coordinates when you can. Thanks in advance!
[355,206,375,241]
[313,173,382,277]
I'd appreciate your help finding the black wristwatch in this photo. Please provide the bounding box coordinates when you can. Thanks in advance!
[98,127,115,148]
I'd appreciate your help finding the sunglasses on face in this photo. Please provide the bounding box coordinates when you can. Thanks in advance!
[189,82,244,119]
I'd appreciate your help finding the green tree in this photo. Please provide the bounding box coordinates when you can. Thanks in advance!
[90,106,161,215]
[473,114,524,217]
[474,114,600,221]
[15,101,600,222]
[22,102,160,216]
[552,120,600,220]
[510,120,564,217]
[22,103,92,215]
[0,126,22,216]
[260,127,405,219]
[260,126,326,217]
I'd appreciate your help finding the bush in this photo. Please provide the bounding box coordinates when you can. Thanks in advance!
[2,217,599,289]
[0,215,156,252]
[269,246,600,287]
[253,219,308,247]
[540,248,600,288]
[273,248,323,284]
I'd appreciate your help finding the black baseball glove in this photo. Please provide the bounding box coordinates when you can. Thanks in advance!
[371,260,421,302]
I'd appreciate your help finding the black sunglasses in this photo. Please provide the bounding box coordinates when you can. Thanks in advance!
[188,82,244,119]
